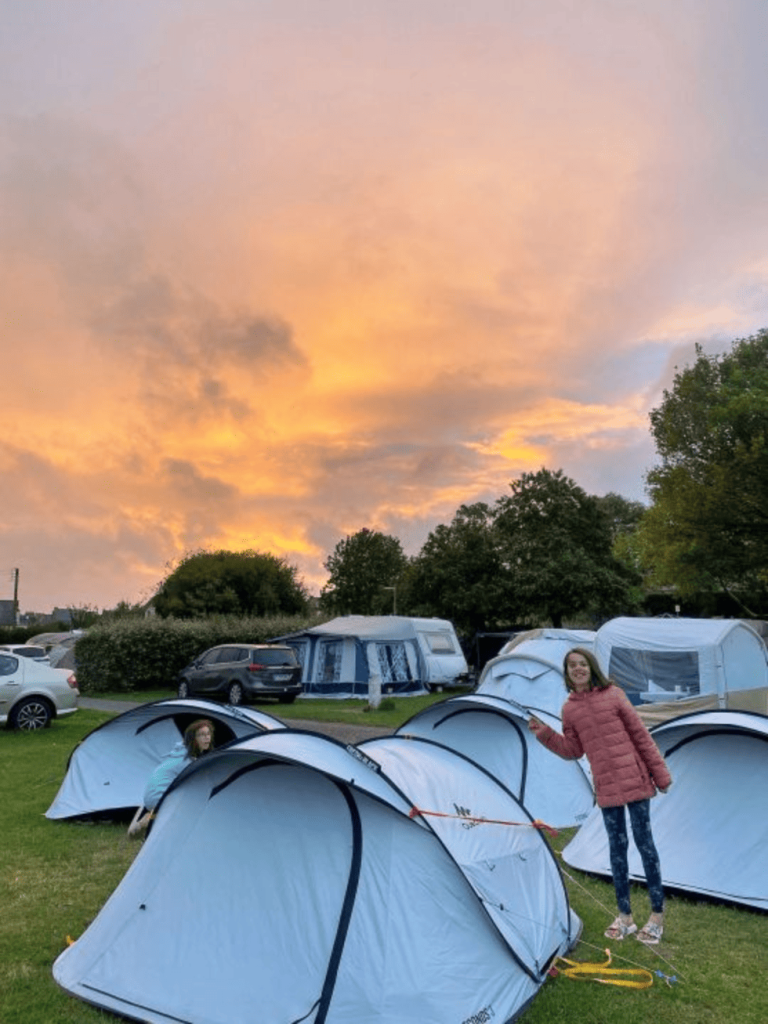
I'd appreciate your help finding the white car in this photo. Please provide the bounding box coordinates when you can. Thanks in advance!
[0,651,79,730]
[0,643,51,663]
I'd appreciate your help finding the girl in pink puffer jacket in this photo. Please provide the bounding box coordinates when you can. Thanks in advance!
[529,647,671,945]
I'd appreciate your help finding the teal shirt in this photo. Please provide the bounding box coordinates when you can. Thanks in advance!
[143,741,191,810]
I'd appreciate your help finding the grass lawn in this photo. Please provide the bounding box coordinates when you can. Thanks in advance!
[1,705,766,1023]
[86,686,459,730]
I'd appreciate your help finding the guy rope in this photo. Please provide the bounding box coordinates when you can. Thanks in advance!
[407,804,683,990]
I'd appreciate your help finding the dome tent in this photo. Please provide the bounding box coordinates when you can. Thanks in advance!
[45,698,284,821]
[393,692,594,828]
[562,710,768,910]
[477,628,596,718]
[54,729,580,1024]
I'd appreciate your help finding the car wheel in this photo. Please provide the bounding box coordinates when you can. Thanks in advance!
[10,697,53,731]
[278,694,297,704]
[178,679,191,699]
[227,682,244,705]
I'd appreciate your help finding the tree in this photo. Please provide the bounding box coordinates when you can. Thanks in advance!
[153,549,309,619]
[595,492,648,602]
[66,604,102,628]
[403,503,506,634]
[101,601,147,622]
[493,469,637,627]
[641,330,768,613]
[320,529,409,615]
[594,492,646,540]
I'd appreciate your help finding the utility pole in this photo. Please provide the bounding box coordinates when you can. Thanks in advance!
[13,568,19,624]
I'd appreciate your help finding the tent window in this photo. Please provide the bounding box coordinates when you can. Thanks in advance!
[290,641,308,673]
[376,642,413,683]
[609,648,700,698]
[318,641,343,682]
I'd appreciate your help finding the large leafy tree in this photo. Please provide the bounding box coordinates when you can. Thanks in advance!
[320,528,409,615]
[594,492,646,540]
[595,492,648,599]
[640,329,768,613]
[403,503,506,634]
[493,469,637,627]
[153,549,309,618]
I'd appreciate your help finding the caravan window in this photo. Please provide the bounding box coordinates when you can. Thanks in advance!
[424,632,457,654]
[609,648,700,698]
[376,642,413,683]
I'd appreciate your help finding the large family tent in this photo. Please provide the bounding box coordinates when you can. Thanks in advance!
[54,729,580,1024]
[393,692,594,828]
[563,710,768,910]
[594,617,768,724]
[45,698,284,820]
[28,629,83,668]
[271,615,468,697]
[476,628,596,717]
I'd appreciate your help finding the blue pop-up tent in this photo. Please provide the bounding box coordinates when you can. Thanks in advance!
[563,710,768,909]
[45,698,284,820]
[54,729,580,1024]
[477,628,596,717]
[393,692,594,828]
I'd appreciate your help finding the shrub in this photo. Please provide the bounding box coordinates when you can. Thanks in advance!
[73,614,320,693]
[0,623,68,644]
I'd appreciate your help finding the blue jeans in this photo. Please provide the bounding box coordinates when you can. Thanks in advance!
[601,800,664,915]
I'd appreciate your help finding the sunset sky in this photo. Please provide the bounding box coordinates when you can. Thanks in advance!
[2,0,767,613]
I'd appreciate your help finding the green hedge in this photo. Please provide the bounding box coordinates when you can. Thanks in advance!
[73,614,321,694]
[0,623,69,644]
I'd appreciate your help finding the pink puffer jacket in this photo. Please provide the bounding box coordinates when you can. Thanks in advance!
[534,684,672,808]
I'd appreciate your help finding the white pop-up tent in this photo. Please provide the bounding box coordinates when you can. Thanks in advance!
[562,710,768,910]
[45,698,284,820]
[392,692,594,828]
[477,628,596,717]
[272,615,469,697]
[54,729,580,1024]
[594,617,768,723]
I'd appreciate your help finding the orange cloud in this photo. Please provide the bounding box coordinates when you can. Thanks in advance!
[1,2,767,609]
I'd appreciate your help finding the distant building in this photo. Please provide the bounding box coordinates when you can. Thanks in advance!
[17,607,74,628]
[0,600,17,626]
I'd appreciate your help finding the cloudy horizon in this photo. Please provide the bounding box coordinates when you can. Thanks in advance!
[2,1,767,612]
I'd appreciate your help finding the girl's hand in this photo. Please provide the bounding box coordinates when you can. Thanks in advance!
[528,716,544,734]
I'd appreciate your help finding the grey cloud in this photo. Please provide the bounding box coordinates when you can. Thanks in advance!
[1,114,147,290]
[206,314,307,368]
[162,459,239,503]
[89,272,308,429]
[92,275,303,372]
[195,378,252,421]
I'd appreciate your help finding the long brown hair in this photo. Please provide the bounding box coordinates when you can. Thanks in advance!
[562,647,612,692]
[183,719,215,757]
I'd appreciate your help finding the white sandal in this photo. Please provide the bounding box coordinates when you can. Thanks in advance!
[604,916,637,940]
[637,920,664,945]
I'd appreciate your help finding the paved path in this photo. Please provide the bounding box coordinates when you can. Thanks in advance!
[79,697,392,746]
